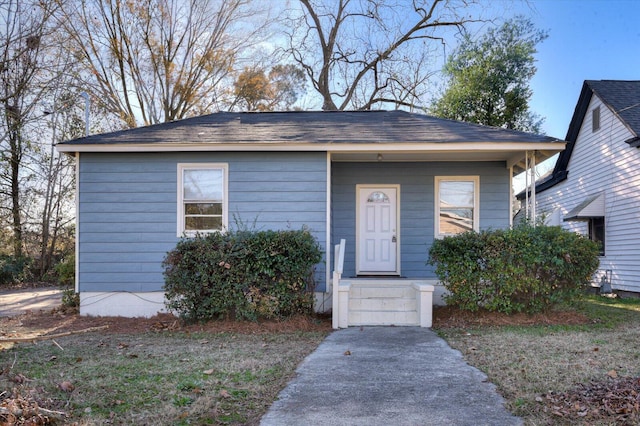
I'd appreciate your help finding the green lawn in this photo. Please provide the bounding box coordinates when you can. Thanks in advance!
[1,330,328,425]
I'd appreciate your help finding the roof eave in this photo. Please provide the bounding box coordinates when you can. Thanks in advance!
[625,136,640,148]
[517,81,594,197]
[55,141,566,155]
[515,170,569,200]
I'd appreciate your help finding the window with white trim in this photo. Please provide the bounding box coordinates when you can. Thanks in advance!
[435,176,479,238]
[588,217,605,256]
[177,164,228,236]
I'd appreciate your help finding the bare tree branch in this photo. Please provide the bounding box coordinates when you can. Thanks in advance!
[285,0,486,111]
[55,0,271,127]
[0,0,61,258]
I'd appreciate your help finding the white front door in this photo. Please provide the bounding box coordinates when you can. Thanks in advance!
[356,185,399,275]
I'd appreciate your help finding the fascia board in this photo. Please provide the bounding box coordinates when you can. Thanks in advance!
[56,141,566,154]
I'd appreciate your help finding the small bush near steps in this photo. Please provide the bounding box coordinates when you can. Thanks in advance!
[162,228,322,322]
[428,224,600,314]
[56,254,80,308]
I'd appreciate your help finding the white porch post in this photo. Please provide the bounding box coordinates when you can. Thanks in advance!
[509,165,514,228]
[530,151,536,224]
[525,151,529,222]
[524,150,537,225]
[325,152,332,303]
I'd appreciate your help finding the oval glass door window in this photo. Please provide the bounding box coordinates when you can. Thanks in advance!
[367,191,389,203]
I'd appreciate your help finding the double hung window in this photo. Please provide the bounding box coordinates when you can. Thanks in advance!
[435,176,479,238]
[177,164,228,236]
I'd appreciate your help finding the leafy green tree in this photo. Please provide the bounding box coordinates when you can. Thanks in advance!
[430,16,547,133]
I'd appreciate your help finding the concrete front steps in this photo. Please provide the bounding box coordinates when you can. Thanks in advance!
[333,279,436,328]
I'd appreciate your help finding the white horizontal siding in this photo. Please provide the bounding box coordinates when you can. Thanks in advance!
[536,94,640,293]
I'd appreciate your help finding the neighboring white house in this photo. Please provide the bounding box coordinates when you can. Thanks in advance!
[519,80,640,296]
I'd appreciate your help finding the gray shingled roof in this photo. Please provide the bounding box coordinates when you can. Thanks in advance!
[58,110,559,146]
[587,80,640,139]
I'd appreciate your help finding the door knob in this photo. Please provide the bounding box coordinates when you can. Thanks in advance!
[392,235,397,243]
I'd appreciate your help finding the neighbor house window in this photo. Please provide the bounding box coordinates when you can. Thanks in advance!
[589,217,605,256]
[435,176,479,238]
[177,164,228,236]
[592,106,600,132]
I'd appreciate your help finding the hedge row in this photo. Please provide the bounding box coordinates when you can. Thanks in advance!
[428,225,600,314]
[162,228,322,322]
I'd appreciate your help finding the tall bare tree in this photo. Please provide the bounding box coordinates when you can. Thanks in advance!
[56,0,270,128]
[0,0,58,259]
[31,88,83,278]
[285,0,485,111]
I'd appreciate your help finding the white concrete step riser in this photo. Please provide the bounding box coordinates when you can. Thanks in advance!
[349,310,419,326]
[350,286,415,299]
[342,279,413,287]
[349,298,417,311]
[333,279,436,329]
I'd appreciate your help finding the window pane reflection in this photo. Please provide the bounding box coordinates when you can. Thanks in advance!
[439,180,475,235]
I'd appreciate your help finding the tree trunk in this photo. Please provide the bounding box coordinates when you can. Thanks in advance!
[8,112,23,259]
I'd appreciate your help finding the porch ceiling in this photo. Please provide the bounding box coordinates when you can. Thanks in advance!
[331,148,560,174]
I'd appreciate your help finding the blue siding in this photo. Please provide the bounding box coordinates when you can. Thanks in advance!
[331,162,510,278]
[78,152,328,293]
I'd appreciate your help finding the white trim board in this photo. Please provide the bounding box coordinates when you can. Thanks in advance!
[176,163,229,237]
[57,141,566,154]
[434,176,480,239]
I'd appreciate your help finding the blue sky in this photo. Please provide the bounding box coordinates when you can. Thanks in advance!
[513,0,640,139]
[287,0,639,139]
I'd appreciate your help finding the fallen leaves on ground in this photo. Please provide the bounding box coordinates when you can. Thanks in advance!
[0,390,65,425]
[1,308,331,424]
[540,376,640,425]
[0,309,331,340]
[432,305,591,329]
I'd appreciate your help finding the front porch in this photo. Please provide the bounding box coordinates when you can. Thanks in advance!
[330,239,443,329]
[324,128,564,329]
[332,278,439,328]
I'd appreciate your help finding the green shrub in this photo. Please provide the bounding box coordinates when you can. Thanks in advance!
[0,255,32,285]
[54,255,79,308]
[428,224,600,314]
[162,228,323,322]
[55,255,75,287]
[61,287,80,308]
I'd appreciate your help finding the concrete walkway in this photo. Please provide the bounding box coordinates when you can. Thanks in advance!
[261,327,521,426]
[0,287,62,317]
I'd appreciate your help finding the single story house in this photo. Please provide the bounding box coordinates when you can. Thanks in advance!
[56,110,565,327]
[518,80,640,297]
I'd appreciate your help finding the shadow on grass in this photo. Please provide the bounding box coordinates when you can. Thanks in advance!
[577,294,640,328]
[435,294,640,338]
[506,295,640,335]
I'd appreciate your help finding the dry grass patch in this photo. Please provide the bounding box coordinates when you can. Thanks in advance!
[0,314,330,425]
[435,296,640,425]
